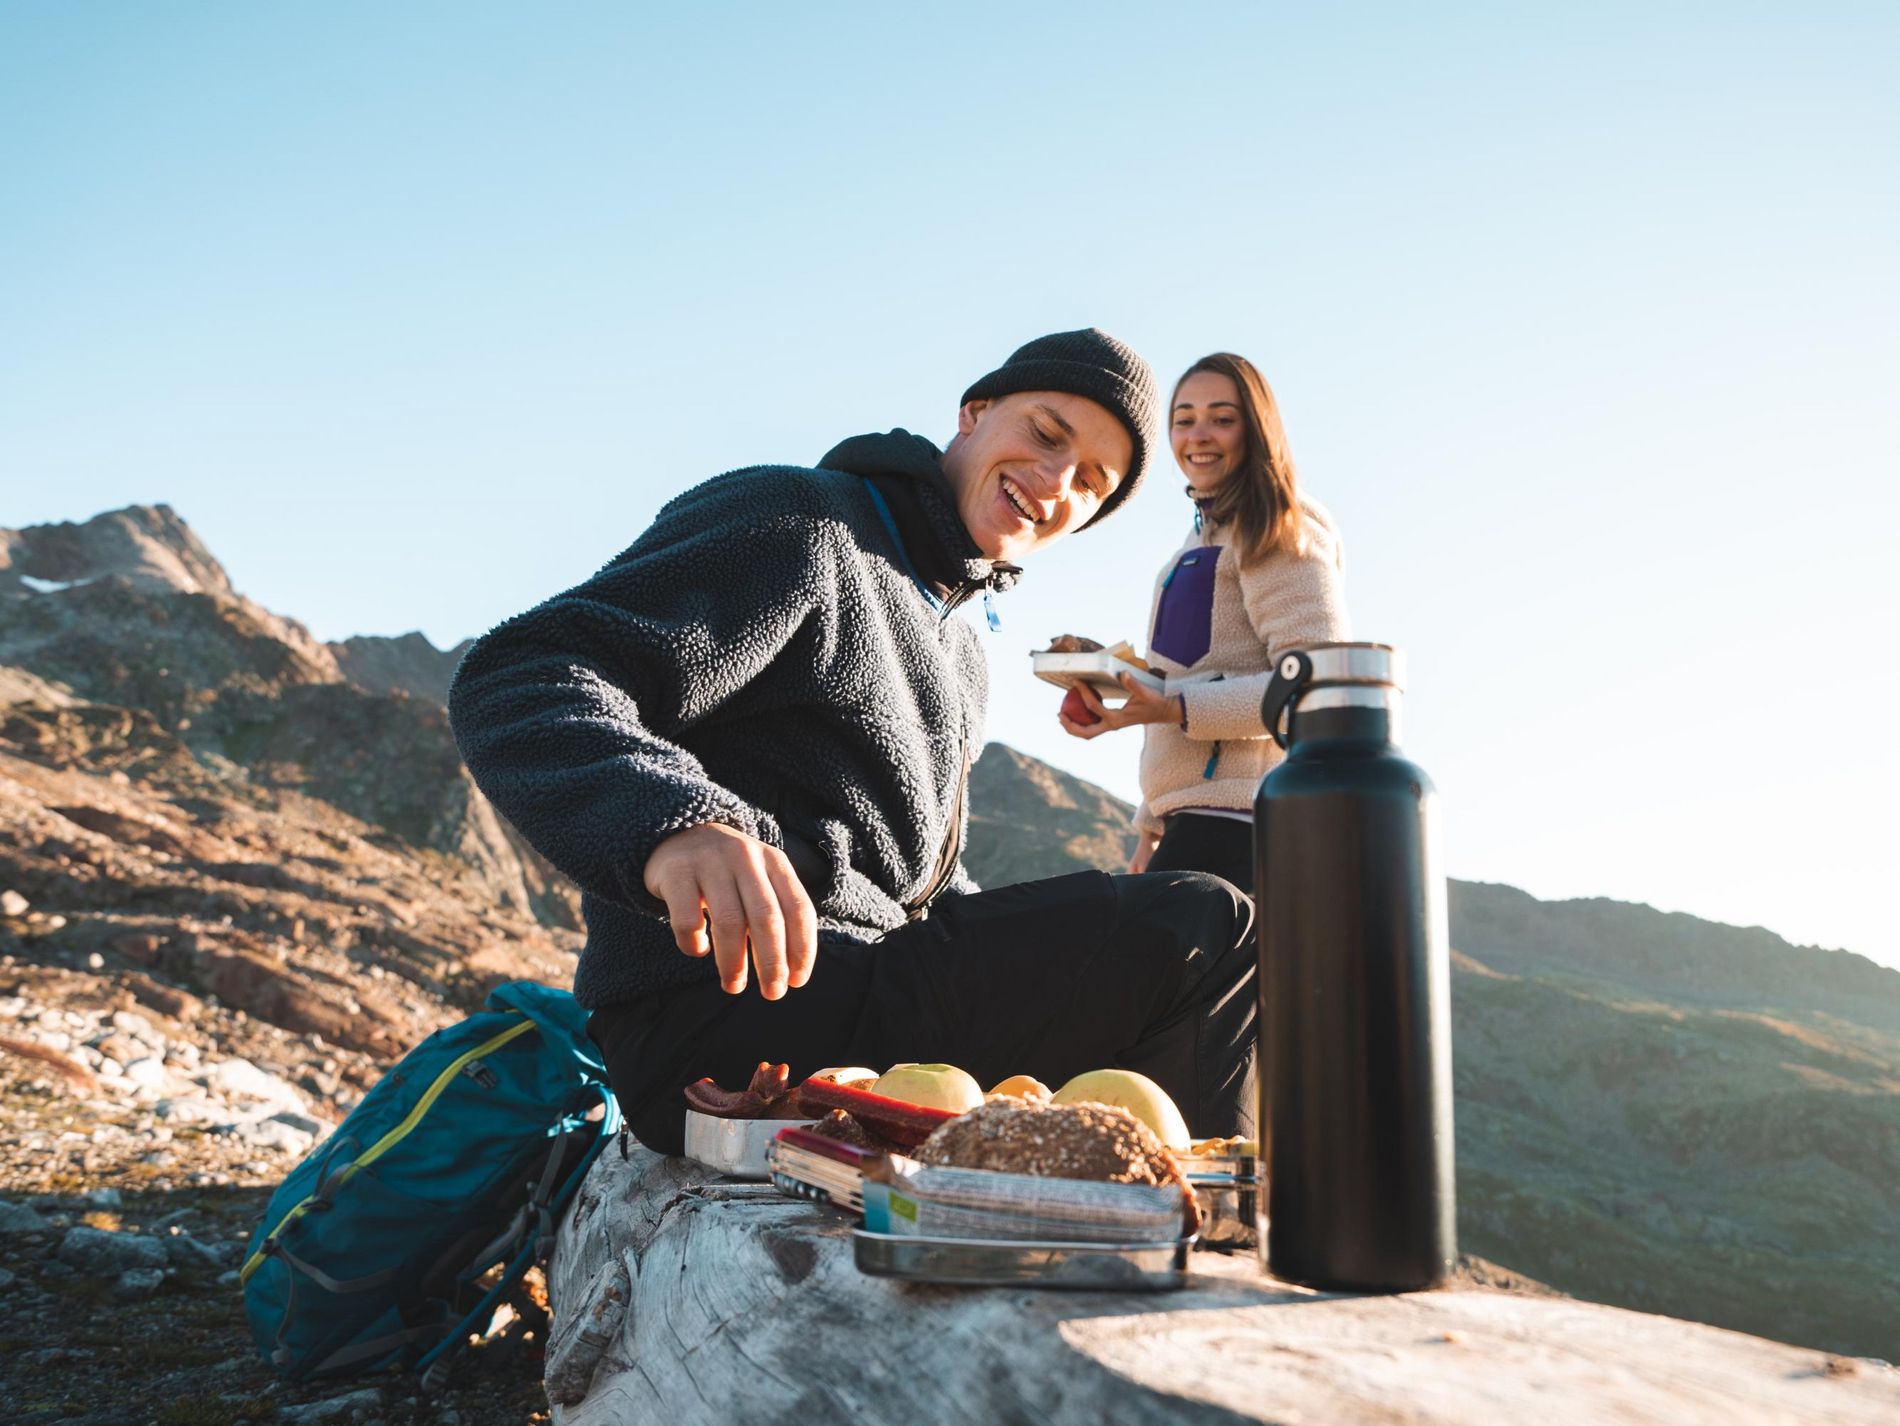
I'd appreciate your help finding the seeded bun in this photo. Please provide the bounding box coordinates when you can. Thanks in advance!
[915,1098,1199,1229]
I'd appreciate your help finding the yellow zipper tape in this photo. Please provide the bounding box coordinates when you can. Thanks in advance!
[239,1016,537,1285]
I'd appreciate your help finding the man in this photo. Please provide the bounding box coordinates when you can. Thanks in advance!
[449,329,1255,1154]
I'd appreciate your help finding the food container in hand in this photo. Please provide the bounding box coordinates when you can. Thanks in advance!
[683,1110,813,1179]
[1030,650,1165,698]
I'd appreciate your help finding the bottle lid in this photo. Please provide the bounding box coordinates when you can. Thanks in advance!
[1261,642,1405,747]
[1290,642,1404,692]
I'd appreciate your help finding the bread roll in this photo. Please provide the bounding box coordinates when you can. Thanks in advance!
[915,1098,1199,1230]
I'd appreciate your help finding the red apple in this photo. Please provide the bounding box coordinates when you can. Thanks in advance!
[1061,685,1101,725]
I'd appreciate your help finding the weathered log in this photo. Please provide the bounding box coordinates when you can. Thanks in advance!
[547,1138,1899,1426]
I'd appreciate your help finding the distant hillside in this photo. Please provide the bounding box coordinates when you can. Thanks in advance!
[964,744,1900,1363]
[1450,880,1900,1036]
[965,743,1136,886]
[329,632,476,705]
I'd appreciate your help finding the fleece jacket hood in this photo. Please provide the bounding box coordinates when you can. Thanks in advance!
[818,429,1020,600]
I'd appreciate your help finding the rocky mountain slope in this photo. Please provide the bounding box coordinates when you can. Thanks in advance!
[1,503,1894,1420]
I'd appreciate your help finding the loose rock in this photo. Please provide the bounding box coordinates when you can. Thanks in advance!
[0,1199,49,1234]
[57,1224,169,1275]
[276,1387,384,1424]
[163,1231,227,1273]
[233,1118,315,1154]
[203,1058,304,1109]
[123,1057,168,1090]
[115,1265,166,1300]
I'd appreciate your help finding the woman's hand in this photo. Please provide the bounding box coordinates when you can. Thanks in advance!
[1129,828,1160,874]
[1057,674,1184,740]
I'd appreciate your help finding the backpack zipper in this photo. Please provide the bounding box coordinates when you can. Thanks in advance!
[238,1016,537,1285]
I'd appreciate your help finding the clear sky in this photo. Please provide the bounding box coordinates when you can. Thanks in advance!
[3,4,1896,966]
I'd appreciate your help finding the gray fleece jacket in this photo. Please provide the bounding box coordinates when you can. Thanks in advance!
[448,431,1007,1009]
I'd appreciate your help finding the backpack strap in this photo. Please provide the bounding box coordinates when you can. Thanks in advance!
[267,1241,435,1375]
[409,1100,620,1390]
[272,1244,402,1296]
[306,1321,446,1375]
[440,1127,578,1292]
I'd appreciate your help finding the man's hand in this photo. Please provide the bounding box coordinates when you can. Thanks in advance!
[1058,674,1184,740]
[643,823,817,999]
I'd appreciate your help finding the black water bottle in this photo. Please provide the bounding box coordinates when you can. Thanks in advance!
[1253,643,1454,1290]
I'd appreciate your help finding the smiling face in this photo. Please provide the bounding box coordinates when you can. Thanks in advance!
[1171,369,1248,495]
[940,391,1132,561]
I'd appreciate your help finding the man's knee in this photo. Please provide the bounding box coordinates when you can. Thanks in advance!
[1109,868,1254,968]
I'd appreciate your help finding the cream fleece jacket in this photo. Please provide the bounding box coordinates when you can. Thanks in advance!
[1135,495,1350,837]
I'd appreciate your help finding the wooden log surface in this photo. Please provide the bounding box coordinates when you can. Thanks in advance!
[546,1137,1898,1426]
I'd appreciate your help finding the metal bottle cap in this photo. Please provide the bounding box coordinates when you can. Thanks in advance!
[1261,642,1405,747]
[1287,642,1404,691]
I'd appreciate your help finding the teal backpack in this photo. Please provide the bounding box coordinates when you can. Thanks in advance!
[240,980,619,1384]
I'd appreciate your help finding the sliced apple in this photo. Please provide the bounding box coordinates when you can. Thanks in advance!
[872,1063,985,1114]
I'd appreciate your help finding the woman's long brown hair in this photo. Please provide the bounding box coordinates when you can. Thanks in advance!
[1174,352,1302,561]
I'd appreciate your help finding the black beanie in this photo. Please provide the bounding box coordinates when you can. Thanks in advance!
[960,327,1158,526]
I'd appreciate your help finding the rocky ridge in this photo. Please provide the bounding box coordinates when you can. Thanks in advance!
[0,506,574,1423]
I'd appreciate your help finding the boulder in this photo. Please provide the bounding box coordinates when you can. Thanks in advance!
[546,1141,1900,1426]
[162,1231,226,1274]
[275,1387,384,1424]
[122,1055,168,1090]
[191,949,402,1057]
[230,1117,315,1154]
[114,1266,166,1300]
[0,1200,48,1235]
[199,1057,304,1110]
[57,1225,168,1276]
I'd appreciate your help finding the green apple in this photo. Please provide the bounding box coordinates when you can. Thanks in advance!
[1050,1069,1192,1148]
[872,1063,985,1114]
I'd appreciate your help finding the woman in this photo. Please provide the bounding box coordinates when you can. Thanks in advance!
[1058,352,1349,892]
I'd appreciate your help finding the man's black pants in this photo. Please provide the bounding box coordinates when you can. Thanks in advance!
[590,869,1256,1156]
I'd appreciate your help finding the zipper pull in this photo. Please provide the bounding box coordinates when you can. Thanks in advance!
[983,589,1001,632]
[461,1058,500,1090]
[1203,743,1221,779]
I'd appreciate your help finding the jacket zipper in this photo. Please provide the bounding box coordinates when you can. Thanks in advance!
[906,733,969,920]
